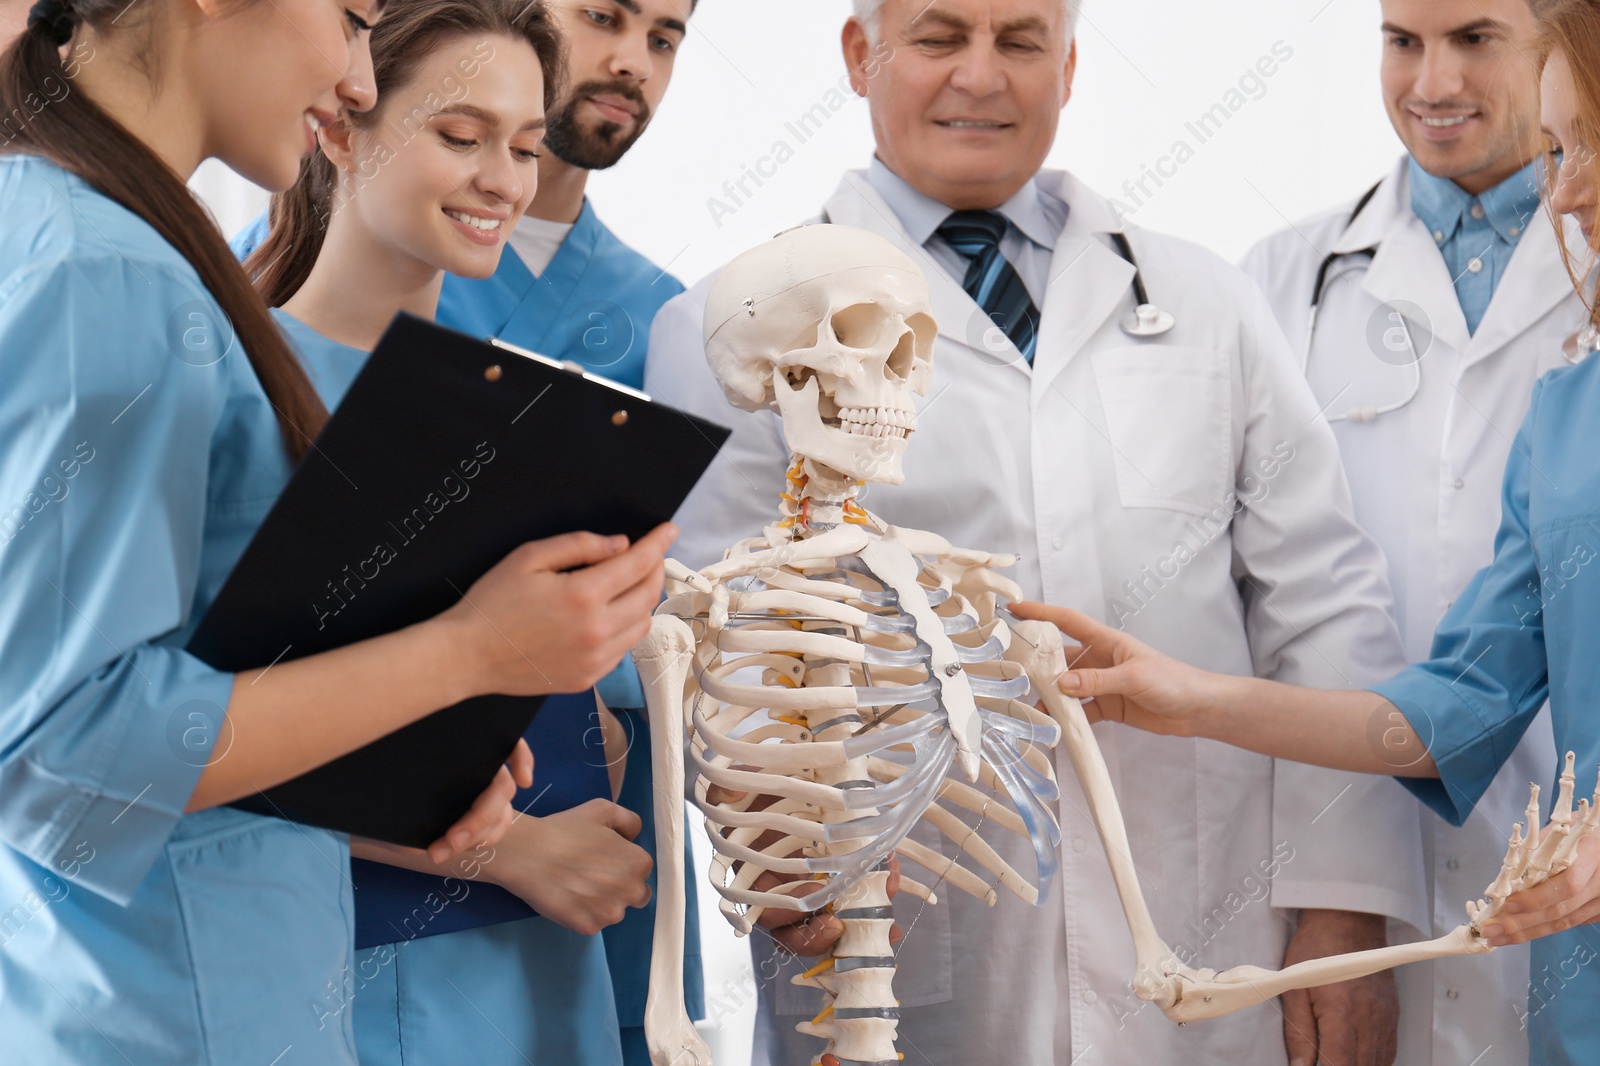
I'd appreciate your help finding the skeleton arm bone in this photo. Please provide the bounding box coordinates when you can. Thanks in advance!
[1007,618,1600,1024]
[633,616,713,1066]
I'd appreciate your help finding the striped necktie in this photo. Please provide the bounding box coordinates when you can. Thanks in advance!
[936,209,1040,362]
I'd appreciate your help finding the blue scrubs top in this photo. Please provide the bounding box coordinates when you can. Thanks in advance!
[437,204,705,1028]
[271,308,615,945]
[1374,353,1600,1066]
[0,157,357,1064]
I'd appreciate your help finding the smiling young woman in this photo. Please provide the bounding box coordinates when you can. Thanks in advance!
[238,4,681,1064]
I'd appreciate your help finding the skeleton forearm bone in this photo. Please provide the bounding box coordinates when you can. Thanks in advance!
[1006,616,1600,1023]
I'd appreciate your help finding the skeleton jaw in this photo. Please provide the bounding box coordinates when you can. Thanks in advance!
[773,371,913,485]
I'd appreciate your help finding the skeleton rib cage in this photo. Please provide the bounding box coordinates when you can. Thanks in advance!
[662,523,1066,1063]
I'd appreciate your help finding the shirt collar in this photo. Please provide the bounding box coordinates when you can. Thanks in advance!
[865,157,1066,251]
[1408,155,1543,244]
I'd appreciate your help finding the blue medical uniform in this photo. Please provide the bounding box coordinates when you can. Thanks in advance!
[437,202,705,1058]
[0,157,358,1063]
[273,309,627,1066]
[1373,353,1600,1066]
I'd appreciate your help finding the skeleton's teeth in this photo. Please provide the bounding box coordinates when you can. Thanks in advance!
[835,406,916,438]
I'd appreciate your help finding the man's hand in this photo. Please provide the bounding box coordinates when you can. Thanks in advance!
[707,783,903,958]
[1281,909,1397,1066]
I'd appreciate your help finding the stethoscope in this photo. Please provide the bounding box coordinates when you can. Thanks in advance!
[1304,182,1425,424]
[1306,181,1598,424]
[1107,231,1176,338]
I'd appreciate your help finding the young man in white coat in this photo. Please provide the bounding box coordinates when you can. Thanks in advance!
[647,1,1422,1064]
[1240,1,1590,1062]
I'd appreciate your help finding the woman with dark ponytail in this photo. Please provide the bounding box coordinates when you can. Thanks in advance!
[242,2,668,1063]
[0,1,671,1062]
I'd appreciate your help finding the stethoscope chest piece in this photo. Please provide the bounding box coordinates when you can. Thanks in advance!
[1563,325,1600,365]
[1121,303,1175,338]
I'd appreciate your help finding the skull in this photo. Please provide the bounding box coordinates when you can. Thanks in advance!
[703,225,937,484]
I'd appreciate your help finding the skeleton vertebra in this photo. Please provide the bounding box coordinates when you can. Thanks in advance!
[636,225,1600,1065]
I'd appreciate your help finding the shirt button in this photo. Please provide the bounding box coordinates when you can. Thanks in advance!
[1071,837,1088,853]
[1082,990,1099,1005]
[1470,203,1486,220]
[1467,258,1484,274]
[1510,226,1522,237]
[1454,477,1465,489]
[1433,230,1446,242]
[1446,988,1461,1000]
[1051,536,1065,551]
[1447,858,1461,871]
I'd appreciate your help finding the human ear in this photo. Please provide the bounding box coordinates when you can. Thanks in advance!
[842,18,874,97]
[1061,38,1077,108]
[318,116,360,172]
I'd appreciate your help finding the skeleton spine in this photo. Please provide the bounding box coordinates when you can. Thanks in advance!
[802,661,899,1066]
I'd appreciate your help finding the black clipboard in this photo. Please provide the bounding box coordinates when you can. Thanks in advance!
[188,313,730,847]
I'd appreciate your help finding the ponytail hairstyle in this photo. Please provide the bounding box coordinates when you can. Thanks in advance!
[1535,0,1600,334]
[1,1,330,462]
[247,0,566,309]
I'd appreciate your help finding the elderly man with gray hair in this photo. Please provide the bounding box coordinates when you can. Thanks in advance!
[648,2,1424,1064]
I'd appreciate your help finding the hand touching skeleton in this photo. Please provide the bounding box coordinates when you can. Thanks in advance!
[634,224,1600,1065]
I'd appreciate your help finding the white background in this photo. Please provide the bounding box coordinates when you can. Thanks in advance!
[193,1,1403,1060]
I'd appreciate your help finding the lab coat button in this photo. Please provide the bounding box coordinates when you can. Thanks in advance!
[1446,988,1460,1000]
[1446,858,1460,871]
[1071,837,1088,853]
[1051,536,1065,551]
[1467,258,1484,274]
[1453,478,1465,489]
[1470,204,1486,220]
[1082,990,1099,1005]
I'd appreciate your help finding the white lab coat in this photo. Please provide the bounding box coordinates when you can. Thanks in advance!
[648,168,1418,1065]
[1241,156,1584,1066]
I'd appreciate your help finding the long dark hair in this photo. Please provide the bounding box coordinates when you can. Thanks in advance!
[1,4,329,462]
[247,0,566,309]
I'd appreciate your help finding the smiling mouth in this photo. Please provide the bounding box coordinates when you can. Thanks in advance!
[444,209,503,232]
[936,119,1013,130]
[1414,113,1476,128]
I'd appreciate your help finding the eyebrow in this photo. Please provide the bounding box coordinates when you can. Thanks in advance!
[434,103,547,132]
[1381,18,1505,37]
[613,0,688,36]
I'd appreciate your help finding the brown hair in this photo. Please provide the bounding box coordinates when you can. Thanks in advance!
[1,2,329,461]
[247,0,566,309]
[1536,0,1600,332]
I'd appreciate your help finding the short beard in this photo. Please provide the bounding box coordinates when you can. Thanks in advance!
[544,80,652,171]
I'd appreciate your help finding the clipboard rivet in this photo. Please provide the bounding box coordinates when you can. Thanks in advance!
[484,365,503,382]
[611,410,630,426]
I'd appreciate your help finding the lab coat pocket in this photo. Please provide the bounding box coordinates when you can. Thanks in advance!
[166,814,357,1065]
[1092,347,1231,517]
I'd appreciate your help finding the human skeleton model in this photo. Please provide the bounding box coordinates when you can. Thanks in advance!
[632,225,1600,1066]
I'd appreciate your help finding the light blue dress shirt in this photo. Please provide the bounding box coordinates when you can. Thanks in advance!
[1409,156,1543,335]
[1373,353,1600,1066]
[863,157,1068,309]
[0,156,357,1064]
